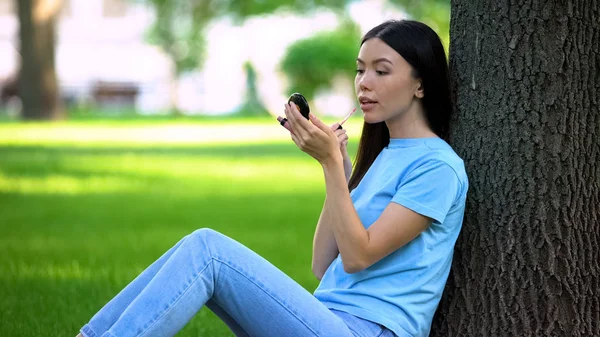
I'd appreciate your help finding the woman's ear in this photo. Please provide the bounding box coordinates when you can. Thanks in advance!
[415,81,424,98]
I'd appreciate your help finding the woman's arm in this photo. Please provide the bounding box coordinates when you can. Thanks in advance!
[321,158,431,273]
[311,198,339,280]
[280,114,352,279]
[312,136,351,280]
[283,103,432,273]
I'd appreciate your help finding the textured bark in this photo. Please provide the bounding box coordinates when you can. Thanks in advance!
[17,0,63,120]
[431,0,600,336]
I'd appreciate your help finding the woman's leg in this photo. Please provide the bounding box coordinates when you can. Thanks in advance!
[81,236,189,337]
[205,299,251,337]
[80,233,250,337]
[81,228,354,337]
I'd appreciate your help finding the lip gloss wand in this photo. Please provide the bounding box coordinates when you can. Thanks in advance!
[336,107,356,130]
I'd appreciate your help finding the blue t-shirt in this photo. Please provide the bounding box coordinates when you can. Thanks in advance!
[313,137,469,337]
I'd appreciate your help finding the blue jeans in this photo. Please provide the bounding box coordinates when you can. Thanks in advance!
[80,228,396,337]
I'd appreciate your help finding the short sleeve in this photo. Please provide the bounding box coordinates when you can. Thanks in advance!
[391,160,460,224]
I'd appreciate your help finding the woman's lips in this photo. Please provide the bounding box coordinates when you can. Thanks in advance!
[360,102,377,111]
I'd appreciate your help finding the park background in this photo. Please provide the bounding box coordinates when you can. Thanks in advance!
[0,1,449,336]
[1,0,598,336]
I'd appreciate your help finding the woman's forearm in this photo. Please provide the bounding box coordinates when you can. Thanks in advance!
[321,157,370,273]
[311,198,339,280]
[342,151,353,183]
[312,154,352,280]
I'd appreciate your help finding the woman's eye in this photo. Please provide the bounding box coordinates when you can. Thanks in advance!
[376,70,388,75]
[356,69,365,74]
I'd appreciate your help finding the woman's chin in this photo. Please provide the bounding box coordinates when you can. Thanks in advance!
[362,113,383,124]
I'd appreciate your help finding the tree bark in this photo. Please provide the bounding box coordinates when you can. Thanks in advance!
[431,0,600,336]
[16,0,63,120]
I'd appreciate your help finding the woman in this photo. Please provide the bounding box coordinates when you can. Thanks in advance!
[78,19,468,337]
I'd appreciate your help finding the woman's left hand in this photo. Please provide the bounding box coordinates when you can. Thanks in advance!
[284,102,342,166]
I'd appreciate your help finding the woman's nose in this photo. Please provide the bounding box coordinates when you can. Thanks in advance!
[358,73,372,91]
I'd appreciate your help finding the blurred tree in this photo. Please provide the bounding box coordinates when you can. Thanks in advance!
[389,0,450,50]
[139,0,346,114]
[16,0,64,120]
[278,0,449,110]
[431,0,599,336]
[238,61,269,116]
[139,0,449,114]
[142,0,347,75]
[280,18,361,102]
[141,0,448,75]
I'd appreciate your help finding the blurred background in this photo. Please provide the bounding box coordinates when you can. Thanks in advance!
[0,1,449,336]
[0,0,449,119]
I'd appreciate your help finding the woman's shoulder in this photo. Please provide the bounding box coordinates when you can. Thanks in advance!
[378,137,467,185]
[422,138,464,163]
[415,138,468,185]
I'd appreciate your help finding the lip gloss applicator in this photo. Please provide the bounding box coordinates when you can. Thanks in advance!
[336,107,356,130]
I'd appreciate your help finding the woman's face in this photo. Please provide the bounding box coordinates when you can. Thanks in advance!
[355,38,423,124]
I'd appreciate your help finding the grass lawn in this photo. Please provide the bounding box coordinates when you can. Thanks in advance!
[0,117,361,337]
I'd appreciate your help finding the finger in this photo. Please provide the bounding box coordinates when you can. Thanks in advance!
[330,123,341,131]
[309,113,333,135]
[283,104,294,130]
[285,103,310,139]
[284,103,302,136]
[287,102,313,132]
[290,131,298,145]
[336,134,347,145]
[334,128,347,137]
[290,130,304,150]
[339,137,349,148]
[277,116,292,132]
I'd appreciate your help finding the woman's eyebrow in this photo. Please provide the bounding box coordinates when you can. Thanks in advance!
[356,58,393,65]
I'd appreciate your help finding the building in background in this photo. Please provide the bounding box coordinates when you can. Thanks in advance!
[0,0,403,116]
[0,0,173,113]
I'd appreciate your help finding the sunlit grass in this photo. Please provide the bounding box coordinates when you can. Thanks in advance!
[0,117,363,146]
[6,260,114,281]
[0,172,148,194]
[0,150,324,196]
[0,118,360,337]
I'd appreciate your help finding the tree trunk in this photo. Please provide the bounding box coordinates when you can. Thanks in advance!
[431,1,600,336]
[16,0,64,120]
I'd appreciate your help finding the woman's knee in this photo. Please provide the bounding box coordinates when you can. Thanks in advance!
[178,228,222,259]
[188,228,227,249]
[191,228,221,239]
[187,228,241,260]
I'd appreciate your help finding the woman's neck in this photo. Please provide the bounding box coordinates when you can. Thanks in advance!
[385,101,437,139]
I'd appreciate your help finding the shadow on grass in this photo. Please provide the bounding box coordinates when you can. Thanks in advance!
[0,143,308,159]
[0,141,359,160]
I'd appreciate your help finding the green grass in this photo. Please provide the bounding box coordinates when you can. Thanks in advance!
[0,118,361,337]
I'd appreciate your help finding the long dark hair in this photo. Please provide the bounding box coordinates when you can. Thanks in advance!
[348,20,452,191]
